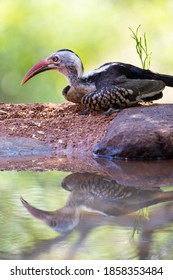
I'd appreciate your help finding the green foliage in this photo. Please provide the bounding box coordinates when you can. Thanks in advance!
[129,25,152,69]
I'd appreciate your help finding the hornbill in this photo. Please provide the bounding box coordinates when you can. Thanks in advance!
[21,49,173,114]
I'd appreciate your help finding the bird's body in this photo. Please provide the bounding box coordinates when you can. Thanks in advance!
[21,49,173,114]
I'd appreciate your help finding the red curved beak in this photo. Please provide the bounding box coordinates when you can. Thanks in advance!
[21,58,56,85]
[20,196,52,221]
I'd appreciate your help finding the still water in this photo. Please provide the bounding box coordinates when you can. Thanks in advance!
[0,157,173,260]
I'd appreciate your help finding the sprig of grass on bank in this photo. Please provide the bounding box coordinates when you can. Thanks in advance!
[129,25,152,69]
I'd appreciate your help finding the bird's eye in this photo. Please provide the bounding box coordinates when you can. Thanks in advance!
[52,56,59,62]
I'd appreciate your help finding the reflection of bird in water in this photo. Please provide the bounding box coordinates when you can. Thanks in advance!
[20,173,173,233]
[61,173,172,214]
[21,49,173,114]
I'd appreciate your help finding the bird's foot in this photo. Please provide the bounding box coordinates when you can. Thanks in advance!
[104,108,120,116]
[139,101,153,106]
[79,107,120,116]
[79,108,90,115]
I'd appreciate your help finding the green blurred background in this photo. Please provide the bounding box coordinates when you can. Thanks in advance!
[1,0,173,104]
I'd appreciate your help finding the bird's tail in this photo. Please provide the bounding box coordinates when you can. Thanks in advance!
[152,72,173,87]
[124,64,173,87]
[138,68,173,87]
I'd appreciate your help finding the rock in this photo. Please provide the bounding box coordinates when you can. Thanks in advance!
[0,136,53,156]
[93,104,173,159]
[2,102,173,160]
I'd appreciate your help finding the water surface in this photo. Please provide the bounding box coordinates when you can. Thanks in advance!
[0,158,173,260]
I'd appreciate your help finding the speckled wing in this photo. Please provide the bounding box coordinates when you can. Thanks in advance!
[117,79,165,102]
[81,79,165,111]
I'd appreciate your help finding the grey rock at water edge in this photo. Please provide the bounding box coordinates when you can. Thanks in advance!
[0,137,53,156]
[93,104,173,159]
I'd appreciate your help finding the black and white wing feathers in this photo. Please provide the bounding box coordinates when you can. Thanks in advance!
[81,63,166,111]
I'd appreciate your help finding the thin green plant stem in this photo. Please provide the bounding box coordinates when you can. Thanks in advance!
[129,25,152,69]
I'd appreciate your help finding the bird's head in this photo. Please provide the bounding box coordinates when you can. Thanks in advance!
[21,49,84,85]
